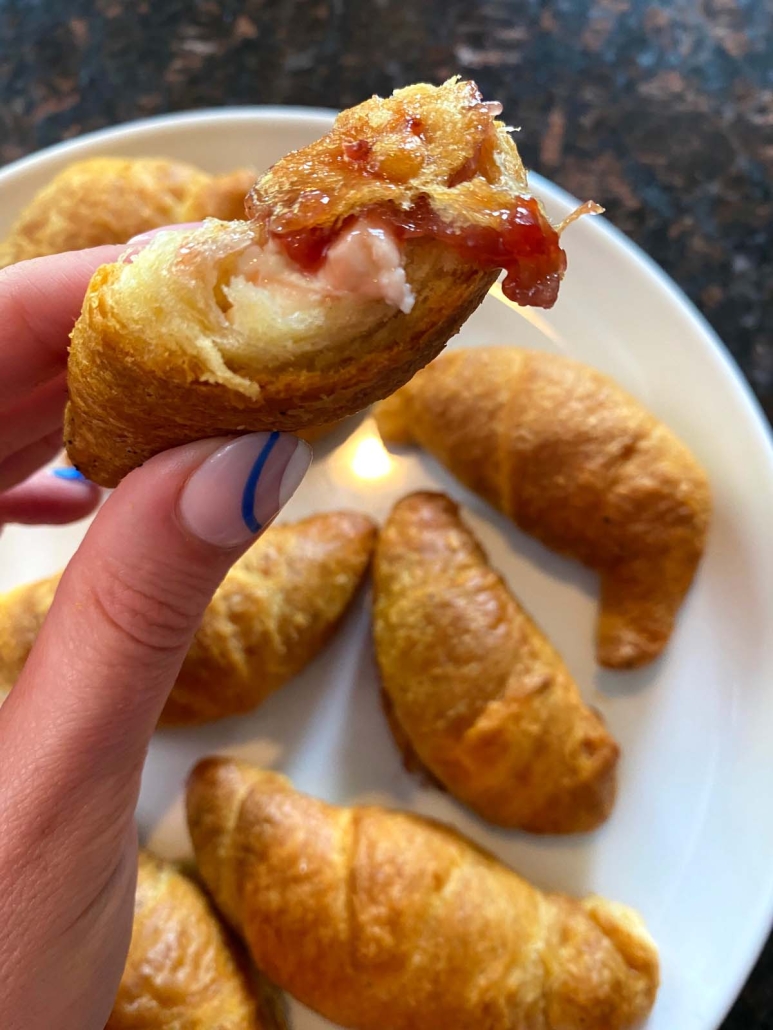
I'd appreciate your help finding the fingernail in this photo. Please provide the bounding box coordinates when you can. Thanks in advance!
[127,222,204,244]
[122,223,205,265]
[51,466,89,483]
[179,433,312,548]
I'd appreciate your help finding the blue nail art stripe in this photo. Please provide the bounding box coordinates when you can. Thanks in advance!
[52,467,87,482]
[241,432,280,533]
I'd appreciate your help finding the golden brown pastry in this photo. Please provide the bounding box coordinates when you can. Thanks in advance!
[0,574,58,698]
[0,510,376,725]
[374,491,619,833]
[187,757,660,1030]
[64,79,596,486]
[375,347,711,668]
[166,509,376,724]
[294,419,343,443]
[0,157,254,268]
[107,850,285,1029]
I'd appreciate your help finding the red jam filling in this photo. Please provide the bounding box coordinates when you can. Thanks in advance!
[268,194,567,309]
[343,138,372,162]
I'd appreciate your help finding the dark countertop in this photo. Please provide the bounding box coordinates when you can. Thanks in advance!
[1,1,772,1025]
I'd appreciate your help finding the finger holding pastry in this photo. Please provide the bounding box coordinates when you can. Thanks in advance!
[0,510,375,725]
[63,78,598,486]
[0,465,100,527]
[0,64,741,1030]
[0,423,310,1030]
[0,246,124,531]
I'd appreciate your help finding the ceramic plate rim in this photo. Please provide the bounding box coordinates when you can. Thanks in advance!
[2,106,772,1030]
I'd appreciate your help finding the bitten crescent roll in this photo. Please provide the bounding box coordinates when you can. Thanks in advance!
[375,347,711,668]
[295,418,343,443]
[186,757,660,1030]
[107,850,286,1029]
[0,511,376,726]
[374,491,619,833]
[64,79,596,486]
[0,156,254,268]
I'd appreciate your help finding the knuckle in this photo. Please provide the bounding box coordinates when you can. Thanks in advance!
[85,553,208,656]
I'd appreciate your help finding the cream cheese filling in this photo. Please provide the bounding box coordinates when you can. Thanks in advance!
[227,217,415,318]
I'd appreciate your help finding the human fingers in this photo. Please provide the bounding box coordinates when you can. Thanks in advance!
[0,430,66,493]
[0,245,124,407]
[0,432,310,1030]
[0,466,100,526]
[0,374,69,466]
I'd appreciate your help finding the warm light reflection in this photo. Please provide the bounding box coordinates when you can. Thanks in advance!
[349,434,394,481]
[488,281,564,344]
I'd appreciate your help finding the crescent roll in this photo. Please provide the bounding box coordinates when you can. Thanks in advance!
[374,492,619,833]
[375,347,711,668]
[0,156,254,268]
[0,510,376,725]
[186,757,660,1030]
[63,79,594,486]
[107,850,285,1029]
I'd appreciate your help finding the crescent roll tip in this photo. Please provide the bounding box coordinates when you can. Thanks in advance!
[186,756,659,1030]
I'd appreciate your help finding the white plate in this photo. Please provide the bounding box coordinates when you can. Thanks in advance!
[2,108,773,1030]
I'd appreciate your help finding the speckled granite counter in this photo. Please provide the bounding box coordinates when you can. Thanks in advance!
[1,1,772,1025]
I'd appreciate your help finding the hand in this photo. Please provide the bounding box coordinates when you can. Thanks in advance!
[0,249,312,1030]
[0,247,118,523]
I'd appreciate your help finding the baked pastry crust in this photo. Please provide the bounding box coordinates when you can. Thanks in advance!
[0,511,376,726]
[0,156,253,268]
[375,347,711,667]
[162,509,376,725]
[107,851,285,1029]
[187,757,659,1030]
[374,491,619,832]
[64,80,579,486]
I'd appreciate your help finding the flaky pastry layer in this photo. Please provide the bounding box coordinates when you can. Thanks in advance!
[0,512,376,726]
[374,491,619,832]
[0,156,253,268]
[375,346,711,668]
[107,851,285,1029]
[187,758,659,1030]
[65,80,580,485]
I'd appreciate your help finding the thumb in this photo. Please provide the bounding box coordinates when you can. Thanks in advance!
[0,431,309,1030]
[2,432,310,795]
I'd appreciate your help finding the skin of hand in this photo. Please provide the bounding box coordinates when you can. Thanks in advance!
[0,244,312,1030]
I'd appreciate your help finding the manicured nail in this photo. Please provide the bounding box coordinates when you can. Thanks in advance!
[179,433,312,548]
[122,223,205,265]
[127,222,204,244]
[51,466,88,482]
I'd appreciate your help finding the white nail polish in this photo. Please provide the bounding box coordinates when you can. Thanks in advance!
[178,434,312,548]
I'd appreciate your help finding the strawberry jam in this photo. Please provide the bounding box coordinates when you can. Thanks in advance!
[264,193,567,309]
[385,195,567,309]
[244,80,596,310]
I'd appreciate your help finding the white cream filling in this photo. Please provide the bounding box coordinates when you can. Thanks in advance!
[319,219,415,313]
[225,217,415,319]
[113,216,416,395]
